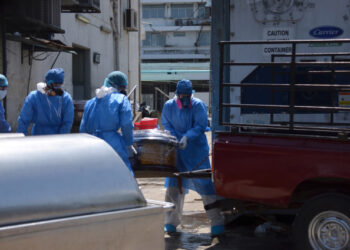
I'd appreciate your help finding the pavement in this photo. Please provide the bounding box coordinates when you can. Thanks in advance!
[136,133,294,249]
[137,177,293,250]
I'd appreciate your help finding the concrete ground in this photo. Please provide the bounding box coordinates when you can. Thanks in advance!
[137,132,292,250]
[137,132,293,249]
[137,178,294,250]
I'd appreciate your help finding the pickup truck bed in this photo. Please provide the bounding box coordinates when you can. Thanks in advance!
[213,132,350,208]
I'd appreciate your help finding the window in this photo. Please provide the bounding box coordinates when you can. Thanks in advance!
[142,32,166,47]
[197,4,206,18]
[171,4,193,19]
[197,31,210,46]
[173,32,186,37]
[142,5,165,18]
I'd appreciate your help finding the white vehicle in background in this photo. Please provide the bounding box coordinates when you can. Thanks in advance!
[212,0,350,130]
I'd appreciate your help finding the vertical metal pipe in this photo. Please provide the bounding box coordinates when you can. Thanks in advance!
[219,43,224,125]
[133,89,136,117]
[330,55,335,124]
[154,87,157,112]
[137,0,142,105]
[270,54,275,124]
[289,42,296,130]
[1,8,7,119]
[110,0,120,70]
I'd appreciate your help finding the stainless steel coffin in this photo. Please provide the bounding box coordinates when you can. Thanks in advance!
[0,200,173,250]
[0,133,146,226]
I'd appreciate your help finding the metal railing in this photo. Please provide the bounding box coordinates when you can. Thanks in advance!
[154,87,170,113]
[219,39,350,135]
[127,85,138,117]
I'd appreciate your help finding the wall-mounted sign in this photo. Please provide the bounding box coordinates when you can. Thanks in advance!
[262,27,294,56]
[309,26,344,38]
[93,52,100,64]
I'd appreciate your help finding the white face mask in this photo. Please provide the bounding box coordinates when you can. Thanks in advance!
[0,90,7,100]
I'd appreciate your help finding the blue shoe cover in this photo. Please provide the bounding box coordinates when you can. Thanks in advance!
[211,225,225,236]
[164,224,176,233]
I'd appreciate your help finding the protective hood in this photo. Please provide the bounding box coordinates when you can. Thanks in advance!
[45,68,64,85]
[0,74,8,87]
[104,71,128,88]
[176,79,193,95]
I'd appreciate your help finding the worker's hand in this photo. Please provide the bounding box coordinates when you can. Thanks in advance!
[179,136,188,150]
[128,145,138,157]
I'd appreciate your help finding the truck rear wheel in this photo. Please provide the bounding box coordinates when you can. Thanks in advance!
[294,193,350,250]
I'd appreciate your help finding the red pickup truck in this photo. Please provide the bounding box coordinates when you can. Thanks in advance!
[212,39,350,249]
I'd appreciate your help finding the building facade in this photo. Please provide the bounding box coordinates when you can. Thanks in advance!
[141,0,211,112]
[1,0,141,130]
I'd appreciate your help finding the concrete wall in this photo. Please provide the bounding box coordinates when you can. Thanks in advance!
[55,0,115,97]
[0,23,3,74]
[5,0,140,130]
[116,0,141,100]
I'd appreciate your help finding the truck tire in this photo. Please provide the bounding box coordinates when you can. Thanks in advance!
[293,193,350,250]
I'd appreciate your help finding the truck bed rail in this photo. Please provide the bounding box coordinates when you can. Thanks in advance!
[218,39,350,137]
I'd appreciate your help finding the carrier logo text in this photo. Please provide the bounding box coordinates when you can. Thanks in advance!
[309,26,343,38]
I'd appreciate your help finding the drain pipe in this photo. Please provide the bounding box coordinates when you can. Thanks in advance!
[1,6,7,119]
[110,0,120,70]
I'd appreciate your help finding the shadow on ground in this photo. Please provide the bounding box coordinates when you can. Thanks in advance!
[165,215,294,250]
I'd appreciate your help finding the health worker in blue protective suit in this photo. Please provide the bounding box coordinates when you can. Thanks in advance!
[0,74,11,132]
[79,71,135,174]
[161,79,225,236]
[17,68,74,135]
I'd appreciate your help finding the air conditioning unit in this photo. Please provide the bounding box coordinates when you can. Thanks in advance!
[62,0,79,5]
[175,19,183,26]
[62,0,100,13]
[24,0,61,29]
[78,0,100,10]
[3,0,65,36]
[124,9,138,31]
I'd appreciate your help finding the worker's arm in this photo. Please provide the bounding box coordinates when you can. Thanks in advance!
[79,101,90,133]
[161,102,177,137]
[59,93,74,134]
[17,93,34,135]
[120,96,134,146]
[0,102,10,132]
[184,101,208,141]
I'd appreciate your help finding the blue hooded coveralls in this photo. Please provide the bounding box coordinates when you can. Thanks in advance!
[79,91,134,173]
[161,79,225,234]
[0,102,10,133]
[80,71,134,173]
[162,97,216,195]
[0,74,10,132]
[17,68,74,135]
[17,91,74,135]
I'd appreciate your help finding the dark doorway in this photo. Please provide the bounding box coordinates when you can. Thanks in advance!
[72,46,90,100]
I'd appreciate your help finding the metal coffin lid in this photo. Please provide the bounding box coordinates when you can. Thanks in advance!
[0,134,146,227]
[133,129,178,146]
